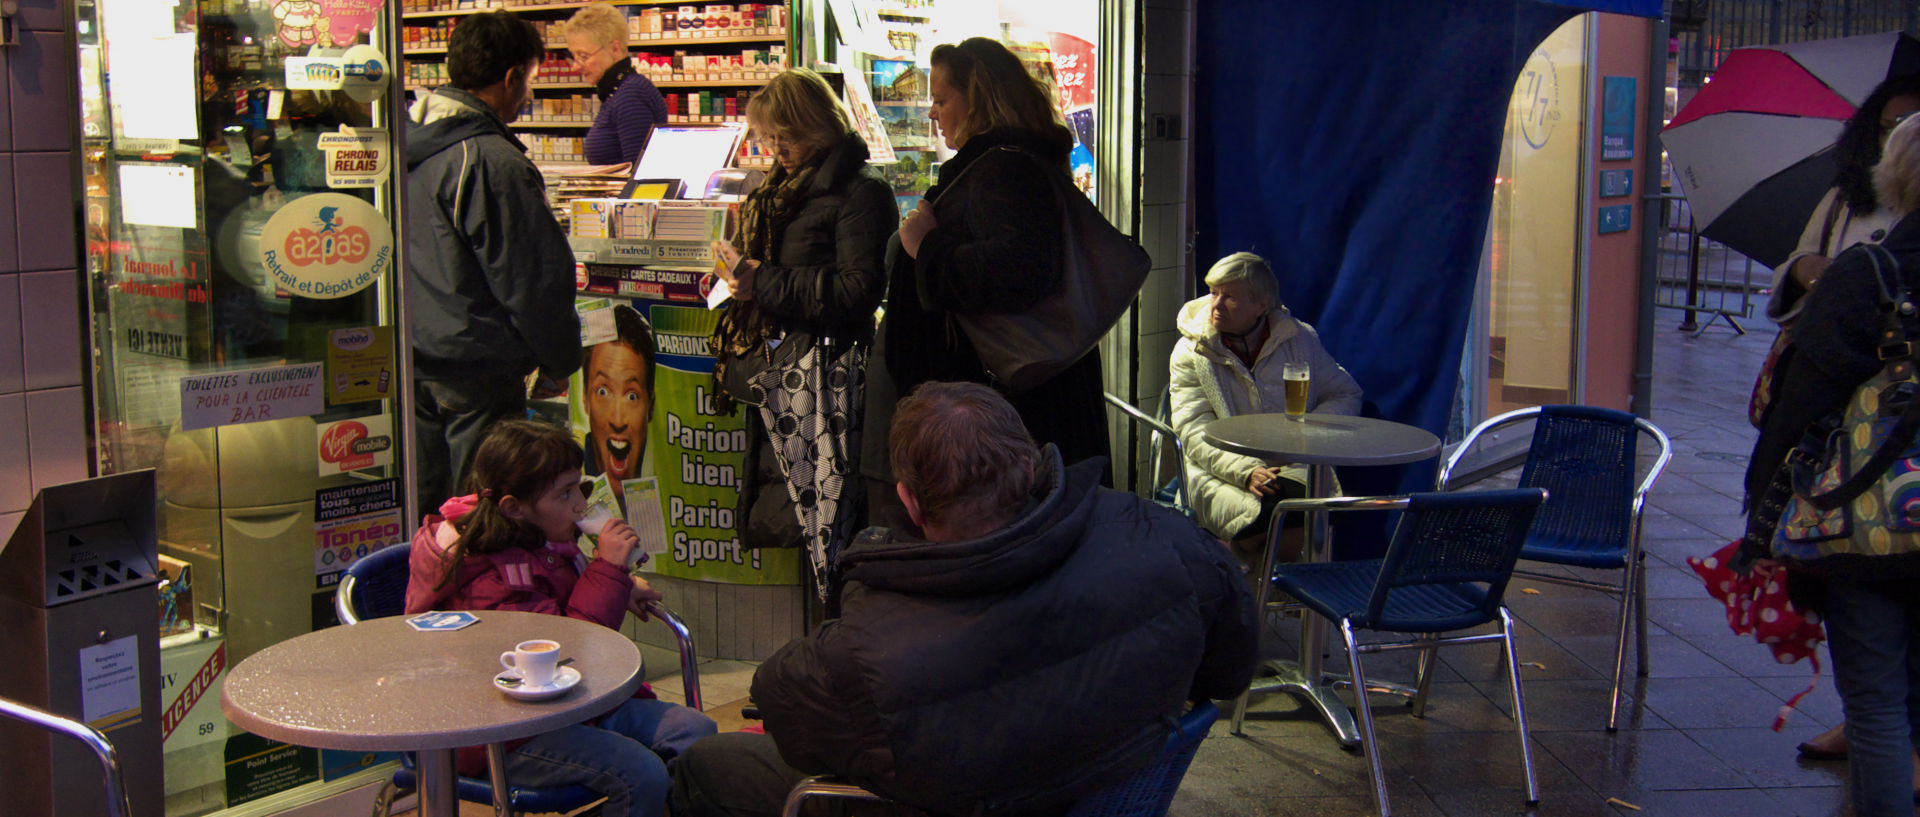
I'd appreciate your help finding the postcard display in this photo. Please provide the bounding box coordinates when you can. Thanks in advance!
[823,0,1102,213]
[78,0,410,813]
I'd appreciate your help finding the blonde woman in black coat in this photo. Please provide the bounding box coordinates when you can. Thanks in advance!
[712,68,893,555]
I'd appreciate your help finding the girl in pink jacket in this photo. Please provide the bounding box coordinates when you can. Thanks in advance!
[405,420,714,817]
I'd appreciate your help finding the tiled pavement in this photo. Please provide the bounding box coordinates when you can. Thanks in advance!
[1170,320,1872,817]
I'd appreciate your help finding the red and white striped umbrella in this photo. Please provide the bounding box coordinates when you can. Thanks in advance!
[1663,31,1920,268]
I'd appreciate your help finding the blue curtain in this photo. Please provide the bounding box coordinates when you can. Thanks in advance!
[1195,0,1655,555]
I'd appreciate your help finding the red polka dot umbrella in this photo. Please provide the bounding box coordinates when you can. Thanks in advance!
[1688,540,1825,730]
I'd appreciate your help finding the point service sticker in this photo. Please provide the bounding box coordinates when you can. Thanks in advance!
[259,193,392,299]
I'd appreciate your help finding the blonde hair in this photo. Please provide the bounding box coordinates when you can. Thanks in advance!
[929,38,1071,149]
[564,4,629,50]
[746,68,853,152]
[1876,115,1920,217]
[1205,252,1280,308]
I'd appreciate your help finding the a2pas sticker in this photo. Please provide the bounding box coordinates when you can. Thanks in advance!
[259,192,392,299]
[317,415,393,475]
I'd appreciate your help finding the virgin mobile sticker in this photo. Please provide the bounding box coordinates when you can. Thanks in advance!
[259,193,392,299]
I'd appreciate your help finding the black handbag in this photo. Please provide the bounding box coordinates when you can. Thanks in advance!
[940,146,1150,394]
[717,330,813,408]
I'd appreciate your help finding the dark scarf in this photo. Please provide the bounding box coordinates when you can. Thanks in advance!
[709,146,830,410]
[1220,315,1269,369]
[594,58,636,102]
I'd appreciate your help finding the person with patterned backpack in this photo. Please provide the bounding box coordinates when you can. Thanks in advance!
[1746,114,1920,817]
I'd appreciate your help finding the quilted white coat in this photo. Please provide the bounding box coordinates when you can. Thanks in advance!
[1168,296,1363,538]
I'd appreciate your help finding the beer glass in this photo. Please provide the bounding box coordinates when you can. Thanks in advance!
[1283,362,1310,420]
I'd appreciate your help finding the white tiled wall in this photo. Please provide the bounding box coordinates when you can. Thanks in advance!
[0,8,86,544]
[1126,0,1195,486]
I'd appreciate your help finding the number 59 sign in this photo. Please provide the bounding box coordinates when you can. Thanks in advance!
[259,193,394,299]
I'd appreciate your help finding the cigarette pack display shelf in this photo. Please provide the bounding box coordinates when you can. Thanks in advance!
[404,33,785,56]
[403,0,773,17]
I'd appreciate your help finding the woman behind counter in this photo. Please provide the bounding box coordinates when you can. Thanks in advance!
[565,4,669,166]
[863,36,1112,520]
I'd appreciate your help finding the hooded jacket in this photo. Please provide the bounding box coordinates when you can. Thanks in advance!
[751,448,1258,816]
[1169,296,1363,538]
[405,87,581,381]
[403,495,646,776]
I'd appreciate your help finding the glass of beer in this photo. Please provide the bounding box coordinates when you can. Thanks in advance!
[1283,362,1311,420]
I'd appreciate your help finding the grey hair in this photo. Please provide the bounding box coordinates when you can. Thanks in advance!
[1876,115,1920,218]
[565,4,630,50]
[1204,251,1281,308]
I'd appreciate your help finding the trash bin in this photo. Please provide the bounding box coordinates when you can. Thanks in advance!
[0,471,163,817]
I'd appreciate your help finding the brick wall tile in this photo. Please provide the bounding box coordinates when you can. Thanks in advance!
[19,269,78,389]
[11,28,76,153]
[0,275,20,393]
[13,152,74,271]
[0,393,28,512]
[25,385,85,493]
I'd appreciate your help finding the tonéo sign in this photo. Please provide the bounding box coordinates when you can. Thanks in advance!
[259,193,392,299]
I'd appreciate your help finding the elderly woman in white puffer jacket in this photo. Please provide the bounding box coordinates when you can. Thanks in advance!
[1169,252,1363,549]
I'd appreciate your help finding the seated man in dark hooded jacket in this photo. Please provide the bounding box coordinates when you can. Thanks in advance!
[671,381,1258,817]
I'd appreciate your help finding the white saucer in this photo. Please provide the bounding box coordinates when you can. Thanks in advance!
[493,666,581,701]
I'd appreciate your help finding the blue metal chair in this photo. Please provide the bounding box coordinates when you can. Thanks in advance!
[1104,390,1192,517]
[781,702,1221,817]
[1267,489,1546,817]
[1437,405,1671,730]
[337,541,703,817]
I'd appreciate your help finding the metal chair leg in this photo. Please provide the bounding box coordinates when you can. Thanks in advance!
[1341,621,1390,817]
[1499,608,1541,806]
[485,742,515,817]
[1634,552,1650,678]
[1233,503,1288,736]
[1607,558,1639,732]
[1410,635,1438,718]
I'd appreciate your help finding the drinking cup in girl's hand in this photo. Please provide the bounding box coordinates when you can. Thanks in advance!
[501,639,562,687]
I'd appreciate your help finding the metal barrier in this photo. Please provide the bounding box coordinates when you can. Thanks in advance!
[1652,193,1760,336]
[0,695,133,817]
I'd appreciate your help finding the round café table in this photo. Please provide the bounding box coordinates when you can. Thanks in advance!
[1204,413,1441,746]
[221,610,644,817]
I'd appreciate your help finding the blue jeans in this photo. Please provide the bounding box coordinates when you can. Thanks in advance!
[1822,578,1920,817]
[505,698,717,817]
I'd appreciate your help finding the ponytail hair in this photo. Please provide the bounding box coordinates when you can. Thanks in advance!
[435,419,585,589]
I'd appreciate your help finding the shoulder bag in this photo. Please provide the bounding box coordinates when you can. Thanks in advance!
[938,146,1150,394]
[1772,244,1920,565]
[1750,197,1849,427]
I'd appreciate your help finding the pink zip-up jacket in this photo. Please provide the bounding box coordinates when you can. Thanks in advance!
[404,495,650,776]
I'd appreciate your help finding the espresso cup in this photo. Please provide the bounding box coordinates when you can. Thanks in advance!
[500,639,561,687]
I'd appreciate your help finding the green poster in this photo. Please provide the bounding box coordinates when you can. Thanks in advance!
[565,294,797,585]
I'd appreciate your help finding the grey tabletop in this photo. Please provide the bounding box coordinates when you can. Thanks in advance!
[220,610,643,752]
[1203,414,1441,467]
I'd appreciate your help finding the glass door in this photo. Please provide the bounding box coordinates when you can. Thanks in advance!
[77,0,409,812]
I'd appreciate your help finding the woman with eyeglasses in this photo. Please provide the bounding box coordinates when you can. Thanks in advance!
[1753,73,1920,767]
[564,4,668,166]
[708,68,892,569]
[1770,76,1920,327]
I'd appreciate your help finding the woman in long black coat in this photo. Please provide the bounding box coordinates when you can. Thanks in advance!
[862,37,1112,519]
[713,68,893,555]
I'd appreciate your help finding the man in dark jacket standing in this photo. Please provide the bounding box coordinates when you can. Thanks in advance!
[405,11,582,505]
[672,382,1258,817]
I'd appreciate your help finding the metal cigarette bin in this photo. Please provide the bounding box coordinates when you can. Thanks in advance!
[0,470,163,817]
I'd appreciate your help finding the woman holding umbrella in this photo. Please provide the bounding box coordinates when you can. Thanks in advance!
[1759,74,1920,764]
[1769,75,1920,327]
[710,68,894,601]
[1747,115,1920,816]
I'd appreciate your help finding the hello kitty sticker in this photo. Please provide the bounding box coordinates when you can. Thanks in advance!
[270,0,386,50]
